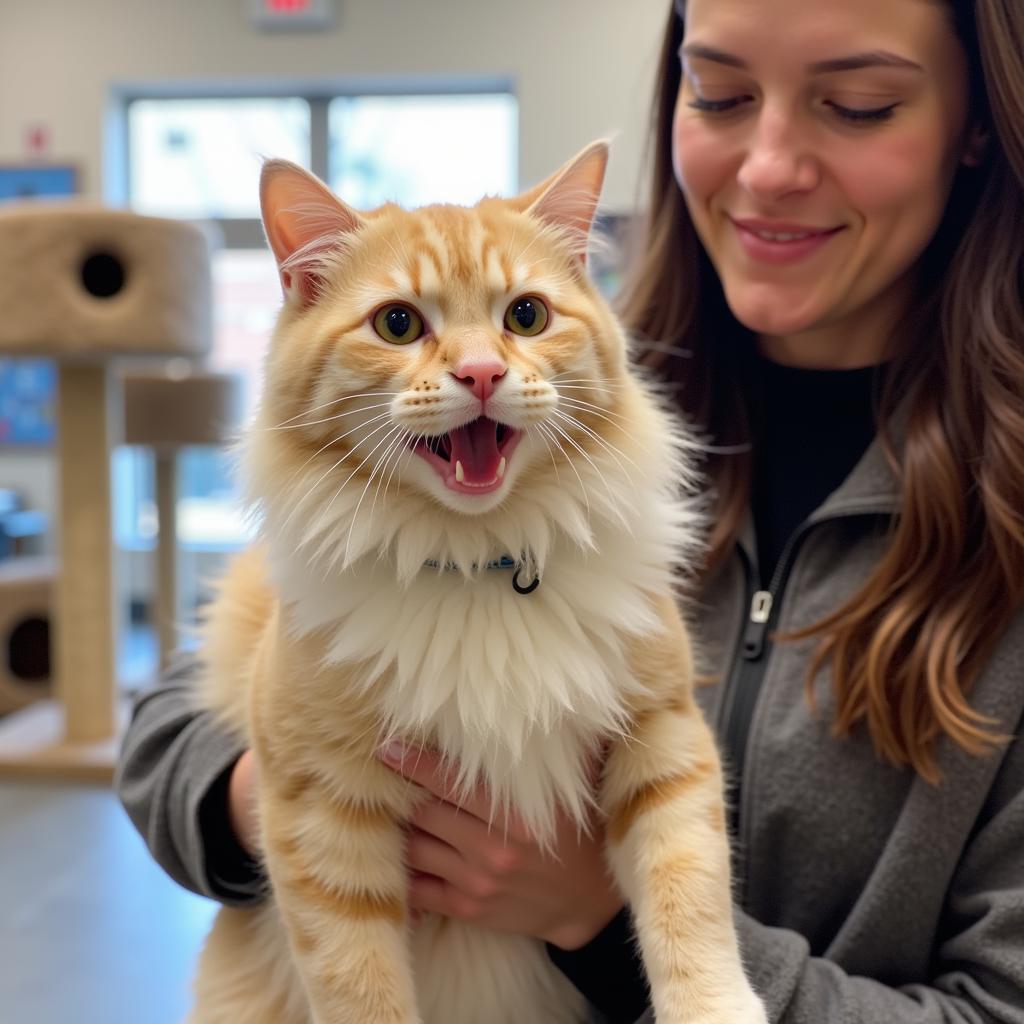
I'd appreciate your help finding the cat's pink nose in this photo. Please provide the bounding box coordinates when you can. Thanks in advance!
[451,360,507,402]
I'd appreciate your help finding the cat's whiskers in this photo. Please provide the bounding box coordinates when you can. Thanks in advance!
[558,396,639,440]
[268,390,400,430]
[264,401,395,433]
[361,429,416,546]
[281,418,398,537]
[393,431,424,496]
[527,424,562,485]
[553,409,639,480]
[535,421,590,517]
[282,412,395,492]
[545,419,629,528]
[550,373,623,396]
[314,423,407,556]
[550,373,620,386]
[375,430,414,515]
[551,383,623,398]
[343,426,412,566]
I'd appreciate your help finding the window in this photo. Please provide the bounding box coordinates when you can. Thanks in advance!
[128,97,311,220]
[328,94,516,208]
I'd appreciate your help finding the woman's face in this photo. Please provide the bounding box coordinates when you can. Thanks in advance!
[672,0,978,367]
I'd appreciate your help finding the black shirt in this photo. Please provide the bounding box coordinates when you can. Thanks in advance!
[749,354,881,586]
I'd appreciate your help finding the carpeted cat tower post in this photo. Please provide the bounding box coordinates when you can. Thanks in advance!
[0,203,212,781]
[123,367,242,671]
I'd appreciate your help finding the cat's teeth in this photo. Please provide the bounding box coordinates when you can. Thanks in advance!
[455,460,465,483]
[497,457,507,479]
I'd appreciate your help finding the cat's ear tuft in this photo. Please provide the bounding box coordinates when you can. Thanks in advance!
[517,141,609,265]
[260,159,365,304]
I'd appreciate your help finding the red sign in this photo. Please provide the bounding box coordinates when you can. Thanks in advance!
[24,124,50,157]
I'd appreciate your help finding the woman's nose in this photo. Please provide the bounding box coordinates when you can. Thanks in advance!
[735,110,820,202]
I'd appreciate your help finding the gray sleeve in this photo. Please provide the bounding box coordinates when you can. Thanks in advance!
[114,660,265,905]
[633,758,1024,1023]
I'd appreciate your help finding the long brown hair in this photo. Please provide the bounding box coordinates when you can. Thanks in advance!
[619,0,1024,781]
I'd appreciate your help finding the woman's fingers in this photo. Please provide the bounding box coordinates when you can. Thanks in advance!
[410,798,527,875]
[405,828,499,918]
[408,873,480,921]
[227,749,261,856]
[378,740,505,827]
[405,826,465,883]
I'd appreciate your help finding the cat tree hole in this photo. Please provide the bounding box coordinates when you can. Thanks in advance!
[6,616,51,683]
[81,251,127,298]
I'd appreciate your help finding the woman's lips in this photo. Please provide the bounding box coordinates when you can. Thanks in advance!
[731,218,845,266]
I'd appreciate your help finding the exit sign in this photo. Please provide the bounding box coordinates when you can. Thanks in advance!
[250,0,334,30]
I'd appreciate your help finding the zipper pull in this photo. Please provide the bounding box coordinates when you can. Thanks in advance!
[742,590,773,661]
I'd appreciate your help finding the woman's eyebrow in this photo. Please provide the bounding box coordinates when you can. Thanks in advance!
[682,43,925,74]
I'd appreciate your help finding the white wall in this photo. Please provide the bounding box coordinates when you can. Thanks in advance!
[0,0,671,573]
[0,0,669,208]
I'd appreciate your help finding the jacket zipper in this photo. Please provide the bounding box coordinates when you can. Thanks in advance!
[719,508,893,848]
[719,528,807,831]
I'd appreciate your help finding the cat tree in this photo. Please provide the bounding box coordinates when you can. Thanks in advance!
[0,202,212,781]
[123,367,242,671]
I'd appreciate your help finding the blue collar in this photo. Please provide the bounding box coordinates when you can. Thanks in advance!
[422,555,540,594]
[423,555,517,572]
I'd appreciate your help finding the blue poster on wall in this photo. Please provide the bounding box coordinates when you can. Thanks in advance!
[0,164,76,446]
[0,165,76,201]
[0,360,57,445]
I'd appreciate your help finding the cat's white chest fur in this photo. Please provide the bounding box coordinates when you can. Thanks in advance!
[268,509,679,840]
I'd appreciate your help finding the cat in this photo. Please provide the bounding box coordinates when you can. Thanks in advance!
[188,141,766,1024]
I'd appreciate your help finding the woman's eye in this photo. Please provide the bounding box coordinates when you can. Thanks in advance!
[373,304,425,345]
[687,96,748,114]
[687,95,900,125]
[827,101,901,124]
[504,295,549,337]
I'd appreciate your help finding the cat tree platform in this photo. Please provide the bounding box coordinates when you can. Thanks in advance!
[0,202,212,782]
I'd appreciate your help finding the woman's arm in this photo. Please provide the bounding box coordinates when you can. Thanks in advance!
[114,661,265,904]
[729,751,1024,1024]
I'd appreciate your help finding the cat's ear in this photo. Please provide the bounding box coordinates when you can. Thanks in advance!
[515,141,609,264]
[260,159,365,304]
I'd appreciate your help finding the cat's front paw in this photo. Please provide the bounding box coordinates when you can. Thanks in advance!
[728,998,768,1024]
[653,987,768,1024]
[690,990,767,1024]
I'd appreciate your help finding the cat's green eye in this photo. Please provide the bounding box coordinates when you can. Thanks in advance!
[373,304,424,345]
[504,296,549,337]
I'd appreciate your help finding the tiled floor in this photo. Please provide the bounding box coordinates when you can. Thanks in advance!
[0,780,217,1024]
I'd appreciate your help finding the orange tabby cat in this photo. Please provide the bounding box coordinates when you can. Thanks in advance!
[188,142,766,1024]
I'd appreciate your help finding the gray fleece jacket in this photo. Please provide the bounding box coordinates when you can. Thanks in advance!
[116,433,1024,1023]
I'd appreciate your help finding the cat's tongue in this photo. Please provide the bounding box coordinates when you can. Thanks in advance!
[448,418,501,485]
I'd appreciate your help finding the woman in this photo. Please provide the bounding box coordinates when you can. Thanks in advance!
[117,0,1024,1020]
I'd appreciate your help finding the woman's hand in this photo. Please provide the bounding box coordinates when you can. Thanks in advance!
[227,748,261,856]
[377,741,624,950]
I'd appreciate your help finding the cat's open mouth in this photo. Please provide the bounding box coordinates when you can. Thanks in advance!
[412,417,522,495]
